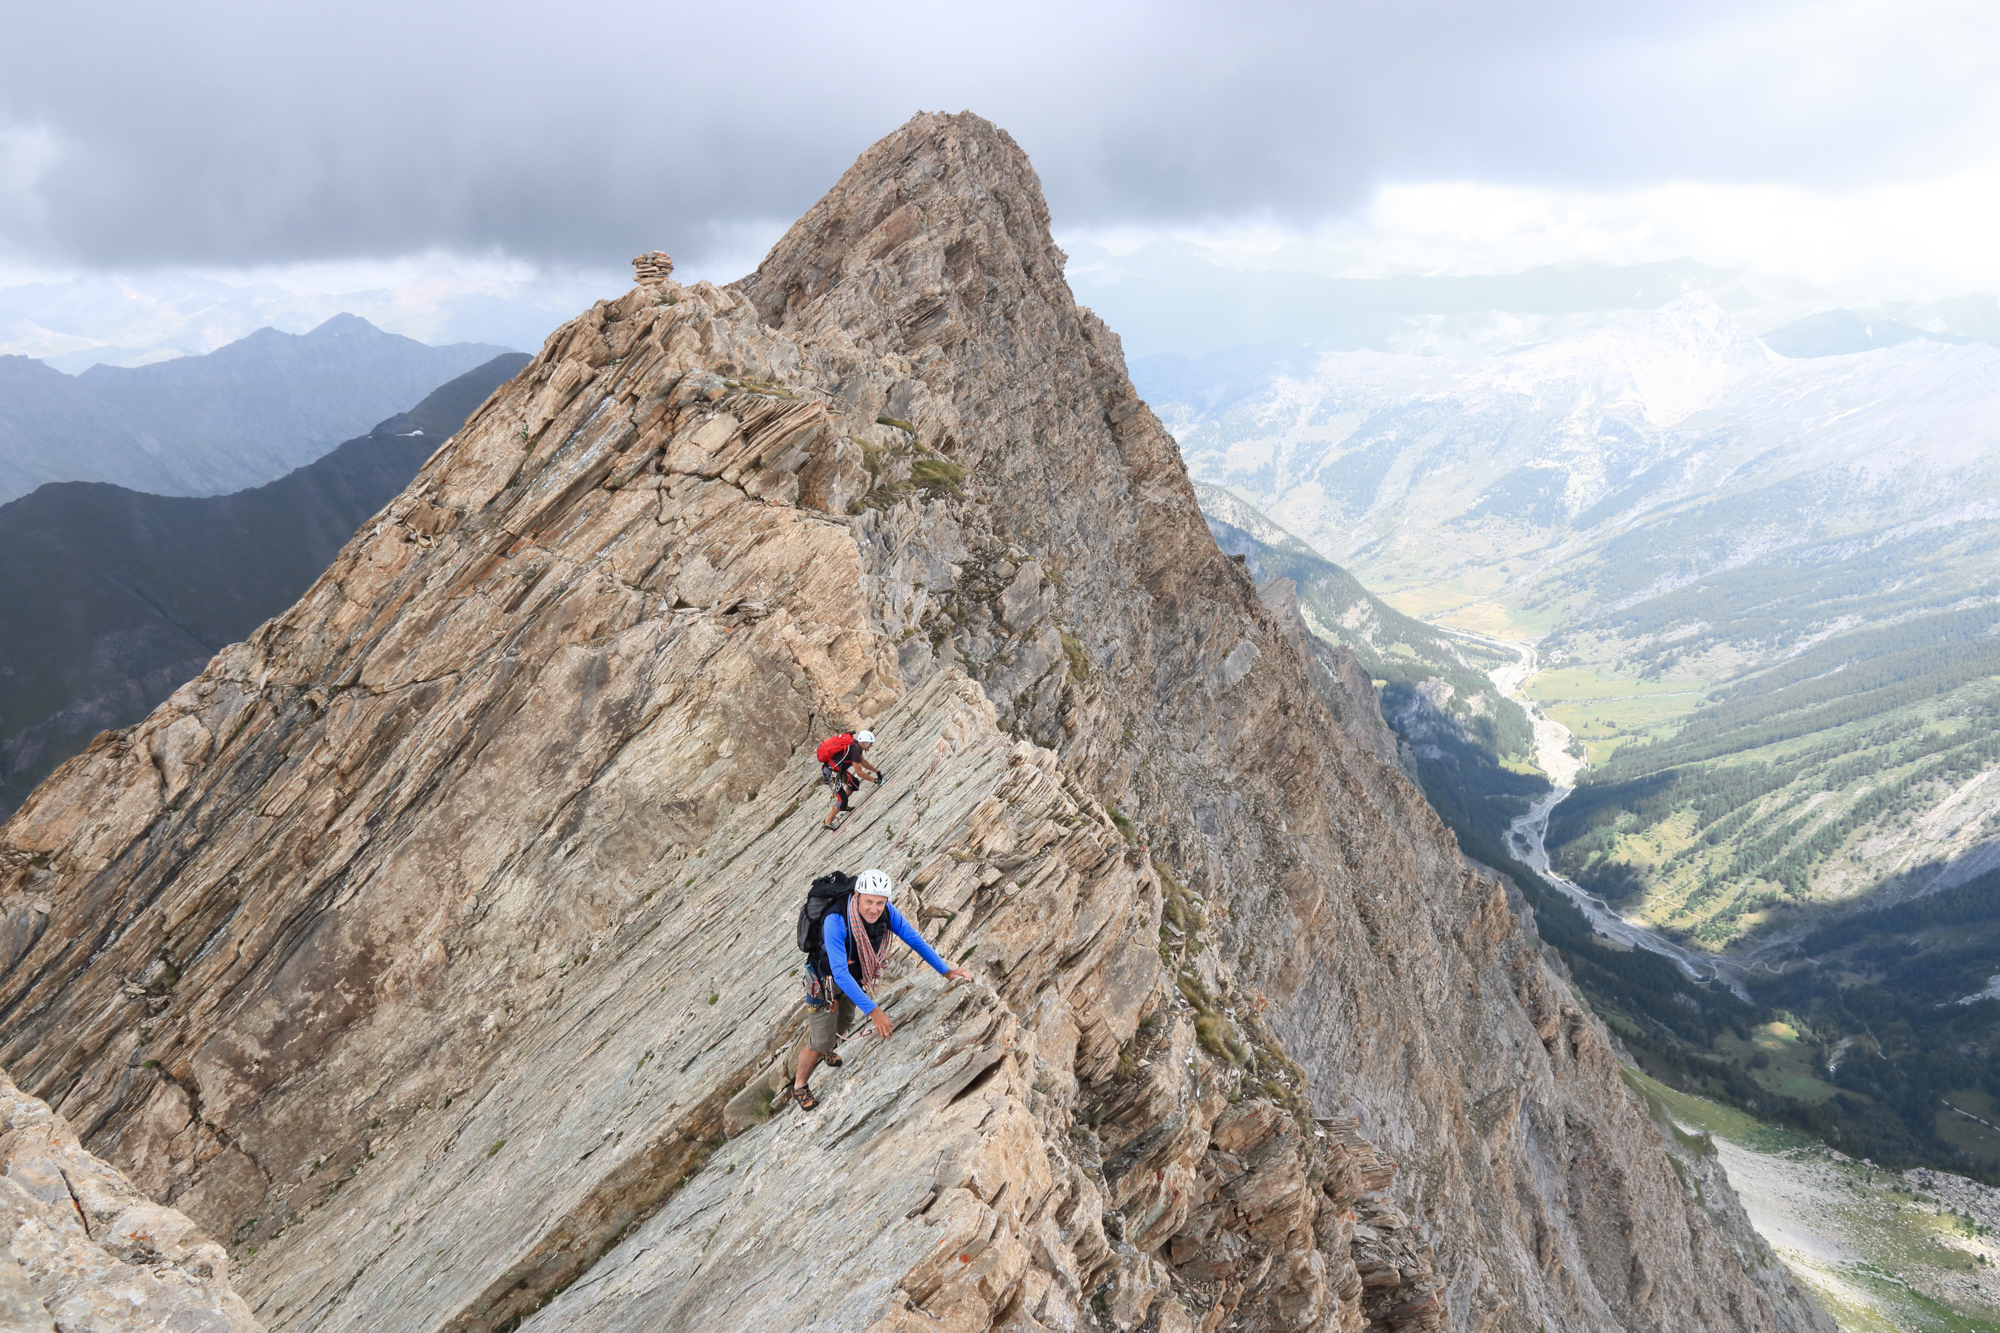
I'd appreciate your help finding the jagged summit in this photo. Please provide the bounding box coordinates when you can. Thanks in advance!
[741,112,1061,349]
[0,114,1825,1332]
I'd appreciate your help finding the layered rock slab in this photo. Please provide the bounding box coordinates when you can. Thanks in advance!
[1,1067,261,1332]
[235,669,1172,1331]
[0,111,1828,1332]
[0,282,894,1237]
[0,249,1366,1330]
[739,112,1830,1333]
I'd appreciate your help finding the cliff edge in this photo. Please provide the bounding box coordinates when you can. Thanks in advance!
[0,113,1825,1333]
[0,1067,262,1332]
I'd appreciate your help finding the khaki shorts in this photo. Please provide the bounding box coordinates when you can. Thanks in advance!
[807,991,857,1053]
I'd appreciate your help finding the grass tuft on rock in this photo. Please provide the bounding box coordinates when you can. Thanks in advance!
[1061,631,1090,683]
[909,458,966,499]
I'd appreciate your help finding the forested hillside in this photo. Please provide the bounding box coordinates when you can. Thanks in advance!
[1533,509,2000,1181]
[1547,519,2000,942]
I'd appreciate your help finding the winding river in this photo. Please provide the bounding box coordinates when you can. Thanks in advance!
[1442,628,1746,996]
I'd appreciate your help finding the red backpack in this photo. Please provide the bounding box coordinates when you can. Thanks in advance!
[816,734,854,765]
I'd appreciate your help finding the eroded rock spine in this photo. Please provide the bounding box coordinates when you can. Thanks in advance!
[1,113,1827,1333]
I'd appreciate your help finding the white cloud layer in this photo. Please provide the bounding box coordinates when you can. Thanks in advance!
[1074,167,2000,303]
[0,0,1993,273]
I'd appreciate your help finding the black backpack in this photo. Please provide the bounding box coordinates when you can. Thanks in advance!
[797,871,856,972]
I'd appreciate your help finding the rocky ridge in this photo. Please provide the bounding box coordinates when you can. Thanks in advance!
[0,113,1826,1331]
[1,1067,261,1332]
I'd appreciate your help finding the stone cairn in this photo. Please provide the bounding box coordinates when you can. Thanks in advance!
[631,251,675,285]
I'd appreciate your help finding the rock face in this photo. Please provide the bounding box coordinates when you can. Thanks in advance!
[1253,575,1415,781]
[1,1067,261,1332]
[0,113,1826,1332]
[0,353,530,818]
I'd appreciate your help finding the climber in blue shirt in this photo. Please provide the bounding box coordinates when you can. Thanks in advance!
[793,867,968,1110]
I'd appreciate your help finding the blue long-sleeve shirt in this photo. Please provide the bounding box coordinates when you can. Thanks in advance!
[821,905,949,1013]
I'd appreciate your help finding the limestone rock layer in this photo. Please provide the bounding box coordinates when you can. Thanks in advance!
[1,1067,262,1332]
[0,112,1826,1333]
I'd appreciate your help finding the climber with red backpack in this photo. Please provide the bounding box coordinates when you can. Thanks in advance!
[790,868,969,1110]
[817,729,881,830]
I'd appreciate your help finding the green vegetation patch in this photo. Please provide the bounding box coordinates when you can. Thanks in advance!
[1711,1020,1841,1105]
[1527,666,1706,765]
[908,458,967,499]
[1060,631,1090,683]
[852,438,967,510]
[1936,1090,2000,1166]
[1549,673,2000,935]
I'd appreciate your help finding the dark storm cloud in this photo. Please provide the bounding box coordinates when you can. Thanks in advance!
[0,0,1991,268]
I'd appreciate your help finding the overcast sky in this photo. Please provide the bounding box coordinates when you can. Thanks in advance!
[2,0,1995,299]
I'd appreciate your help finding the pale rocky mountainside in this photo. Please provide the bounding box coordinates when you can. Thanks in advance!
[1148,297,2000,604]
[1,1067,262,1332]
[0,114,1826,1332]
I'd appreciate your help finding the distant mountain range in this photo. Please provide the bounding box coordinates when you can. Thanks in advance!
[0,268,614,372]
[0,313,514,504]
[0,352,528,816]
[1761,308,1973,357]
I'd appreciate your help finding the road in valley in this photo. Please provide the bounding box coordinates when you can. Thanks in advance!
[1440,627,1747,996]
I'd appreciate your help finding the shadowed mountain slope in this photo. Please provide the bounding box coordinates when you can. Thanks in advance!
[0,115,1824,1333]
[0,353,528,816]
[1761,308,1974,358]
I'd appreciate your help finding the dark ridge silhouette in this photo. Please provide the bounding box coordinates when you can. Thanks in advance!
[0,352,529,814]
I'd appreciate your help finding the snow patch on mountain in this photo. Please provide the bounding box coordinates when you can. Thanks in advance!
[1475,294,1778,427]
[1688,338,2000,478]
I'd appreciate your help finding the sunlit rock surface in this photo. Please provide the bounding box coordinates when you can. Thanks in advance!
[0,113,1827,1332]
[1,1068,261,1332]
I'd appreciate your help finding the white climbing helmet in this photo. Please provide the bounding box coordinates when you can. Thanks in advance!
[856,730,876,745]
[855,868,894,899]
